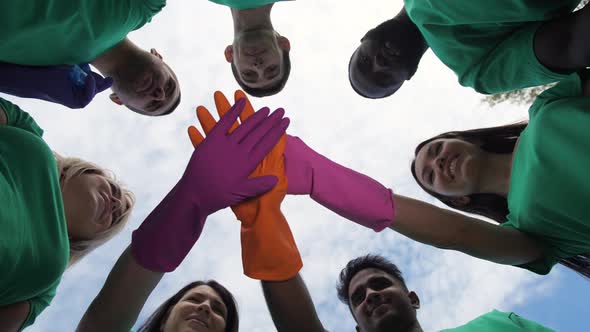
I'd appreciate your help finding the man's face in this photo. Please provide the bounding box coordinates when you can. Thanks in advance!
[110,49,180,116]
[226,31,290,89]
[348,268,419,332]
[349,19,420,98]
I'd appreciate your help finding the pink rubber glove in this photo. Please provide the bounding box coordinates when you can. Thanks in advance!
[132,99,290,272]
[284,136,394,232]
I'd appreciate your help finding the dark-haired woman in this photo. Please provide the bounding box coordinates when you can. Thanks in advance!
[137,280,239,332]
[410,73,590,277]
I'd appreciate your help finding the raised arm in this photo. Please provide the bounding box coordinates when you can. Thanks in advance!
[278,130,544,266]
[78,97,288,331]
[76,246,163,332]
[391,194,544,266]
[261,274,327,332]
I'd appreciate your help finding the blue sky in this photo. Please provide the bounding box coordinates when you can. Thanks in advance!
[8,0,589,331]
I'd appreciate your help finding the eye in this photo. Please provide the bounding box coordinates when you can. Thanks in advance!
[360,55,370,65]
[350,289,365,307]
[368,277,392,291]
[165,79,174,95]
[435,142,442,155]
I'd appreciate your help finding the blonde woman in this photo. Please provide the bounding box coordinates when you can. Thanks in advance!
[0,97,134,331]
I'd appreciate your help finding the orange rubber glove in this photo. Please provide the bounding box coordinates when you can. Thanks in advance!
[188,91,302,281]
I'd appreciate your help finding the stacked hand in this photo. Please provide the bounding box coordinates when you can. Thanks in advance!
[189,91,302,281]
[0,62,112,108]
[132,97,289,272]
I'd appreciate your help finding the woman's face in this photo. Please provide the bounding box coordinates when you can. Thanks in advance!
[61,171,119,240]
[163,285,228,332]
[414,138,484,197]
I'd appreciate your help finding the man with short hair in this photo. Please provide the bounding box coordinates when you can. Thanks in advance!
[0,0,181,116]
[262,254,555,331]
[211,0,292,97]
[349,1,588,99]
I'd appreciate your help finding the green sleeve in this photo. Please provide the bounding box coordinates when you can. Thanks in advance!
[0,97,43,137]
[136,0,167,21]
[19,287,56,330]
[529,74,583,113]
[500,222,558,275]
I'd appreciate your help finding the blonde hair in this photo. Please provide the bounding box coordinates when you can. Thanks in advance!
[54,152,135,267]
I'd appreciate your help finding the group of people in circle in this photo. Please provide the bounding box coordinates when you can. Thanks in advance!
[2,0,590,331]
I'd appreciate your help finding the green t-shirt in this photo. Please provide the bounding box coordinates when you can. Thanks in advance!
[209,0,291,10]
[442,310,554,331]
[0,0,166,65]
[0,98,69,329]
[502,75,590,274]
[403,0,579,94]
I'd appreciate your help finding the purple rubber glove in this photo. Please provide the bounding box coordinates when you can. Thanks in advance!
[284,135,394,232]
[0,62,112,109]
[132,98,291,272]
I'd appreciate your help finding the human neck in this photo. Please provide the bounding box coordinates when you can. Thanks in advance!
[91,38,139,77]
[231,4,274,34]
[478,152,514,197]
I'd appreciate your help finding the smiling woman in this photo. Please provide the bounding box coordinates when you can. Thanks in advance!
[137,281,239,332]
[0,96,134,331]
[410,73,590,278]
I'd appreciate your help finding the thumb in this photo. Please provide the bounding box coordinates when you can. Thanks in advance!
[239,175,278,198]
[93,73,113,92]
[79,74,97,107]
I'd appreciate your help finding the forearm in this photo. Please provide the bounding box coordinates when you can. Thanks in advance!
[285,136,394,231]
[0,301,30,332]
[76,246,164,332]
[261,274,326,332]
[391,194,543,265]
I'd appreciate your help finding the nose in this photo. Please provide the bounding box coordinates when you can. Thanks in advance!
[196,301,211,315]
[253,56,264,67]
[365,289,381,306]
[435,156,446,171]
[151,85,165,100]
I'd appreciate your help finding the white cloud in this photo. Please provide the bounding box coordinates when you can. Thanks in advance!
[17,0,560,331]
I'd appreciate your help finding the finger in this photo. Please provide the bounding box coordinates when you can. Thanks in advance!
[211,98,246,136]
[79,63,92,74]
[238,175,278,198]
[90,72,113,92]
[234,90,255,122]
[250,118,290,160]
[80,74,98,107]
[187,126,205,148]
[230,106,270,143]
[196,106,218,135]
[214,91,238,133]
[241,108,285,149]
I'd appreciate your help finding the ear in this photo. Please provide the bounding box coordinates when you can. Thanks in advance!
[449,196,471,206]
[408,291,420,309]
[224,45,234,62]
[109,93,123,106]
[277,36,291,52]
[150,48,163,60]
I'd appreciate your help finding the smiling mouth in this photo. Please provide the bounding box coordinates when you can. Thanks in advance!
[187,317,208,328]
[371,303,390,317]
[448,154,460,180]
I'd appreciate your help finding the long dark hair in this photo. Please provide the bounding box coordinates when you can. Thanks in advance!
[138,280,239,332]
[410,123,590,279]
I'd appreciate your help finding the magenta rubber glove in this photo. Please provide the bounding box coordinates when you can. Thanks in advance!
[284,135,394,232]
[0,62,112,109]
[132,98,290,272]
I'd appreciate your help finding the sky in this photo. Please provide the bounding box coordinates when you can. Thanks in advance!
[8,0,590,331]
